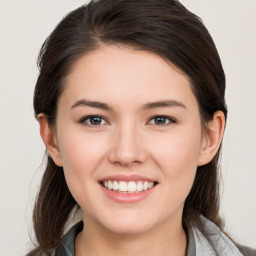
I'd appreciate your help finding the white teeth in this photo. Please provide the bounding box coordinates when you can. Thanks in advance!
[119,181,128,192]
[112,181,119,191]
[102,180,156,193]
[143,181,149,190]
[127,181,137,192]
[137,181,143,192]
[107,180,113,190]
[148,182,154,188]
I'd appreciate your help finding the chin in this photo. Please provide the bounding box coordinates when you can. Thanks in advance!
[105,222,152,235]
[97,212,159,235]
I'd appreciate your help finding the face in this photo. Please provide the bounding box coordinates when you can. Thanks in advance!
[53,45,207,235]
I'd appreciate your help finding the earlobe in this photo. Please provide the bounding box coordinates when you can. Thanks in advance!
[38,114,63,167]
[197,111,225,166]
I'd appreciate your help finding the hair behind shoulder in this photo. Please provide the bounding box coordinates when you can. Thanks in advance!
[29,0,227,255]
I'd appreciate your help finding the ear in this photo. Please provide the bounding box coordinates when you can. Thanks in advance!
[38,114,63,167]
[197,111,225,166]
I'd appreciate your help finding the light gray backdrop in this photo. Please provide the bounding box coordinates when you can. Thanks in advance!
[0,0,255,255]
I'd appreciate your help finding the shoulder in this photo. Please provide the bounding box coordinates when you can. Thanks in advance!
[237,244,256,256]
[55,221,83,256]
[191,216,256,256]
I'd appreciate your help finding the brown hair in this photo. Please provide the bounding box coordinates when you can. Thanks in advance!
[29,0,227,255]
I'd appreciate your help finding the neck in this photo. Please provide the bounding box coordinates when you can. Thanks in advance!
[75,214,187,256]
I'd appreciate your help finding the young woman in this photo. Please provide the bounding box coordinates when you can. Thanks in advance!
[28,0,255,255]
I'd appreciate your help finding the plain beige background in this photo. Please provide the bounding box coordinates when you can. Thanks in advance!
[0,0,255,255]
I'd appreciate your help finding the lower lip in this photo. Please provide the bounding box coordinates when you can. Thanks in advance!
[100,184,157,203]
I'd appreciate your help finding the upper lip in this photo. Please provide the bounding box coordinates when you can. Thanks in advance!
[99,174,156,182]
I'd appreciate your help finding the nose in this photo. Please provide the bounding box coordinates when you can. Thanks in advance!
[108,124,148,167]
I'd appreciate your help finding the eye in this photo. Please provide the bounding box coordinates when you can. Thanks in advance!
[80,115,108,126]
[148,116,176,125]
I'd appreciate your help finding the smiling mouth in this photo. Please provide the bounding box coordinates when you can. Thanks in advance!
[100,180,158,193]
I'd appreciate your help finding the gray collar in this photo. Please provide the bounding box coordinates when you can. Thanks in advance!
[55,217,244,256]
[187,226,196,256]
[191,215,243,256]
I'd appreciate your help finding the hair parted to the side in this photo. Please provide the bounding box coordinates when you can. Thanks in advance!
[29,0,227,255]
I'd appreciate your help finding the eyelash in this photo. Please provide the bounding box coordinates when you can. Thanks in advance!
[80,115,109,127]
[147,116,176,126]
[80,115,176,127]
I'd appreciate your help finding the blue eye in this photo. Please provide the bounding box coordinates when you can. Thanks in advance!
[81,116,108,126]
[148,116,175,125]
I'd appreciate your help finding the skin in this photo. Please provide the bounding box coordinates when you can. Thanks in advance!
[39,45,225,256]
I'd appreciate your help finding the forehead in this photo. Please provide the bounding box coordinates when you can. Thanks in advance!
[60,45,197,110]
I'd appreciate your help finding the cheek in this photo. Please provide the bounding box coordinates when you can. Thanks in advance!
[158,143,198,193]
[151,139,200,216]
[56,129,108,199]
[152,128,202,171]
[150,128,202,198]
[58,129,107,171]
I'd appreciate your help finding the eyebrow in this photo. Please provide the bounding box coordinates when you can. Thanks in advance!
[142,100,187,110]
[70,99,186,111]
[71,99,112,110]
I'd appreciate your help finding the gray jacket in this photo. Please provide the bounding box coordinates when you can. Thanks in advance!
[55,216,256,256]
[191,216,255,256]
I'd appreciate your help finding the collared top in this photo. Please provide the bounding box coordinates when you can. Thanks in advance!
[55,216,255,256]
[55,221,195,256]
